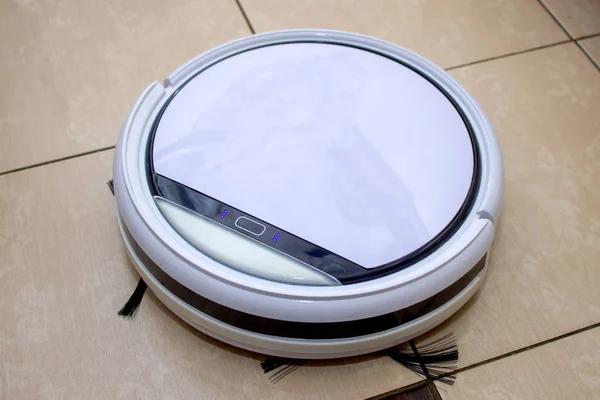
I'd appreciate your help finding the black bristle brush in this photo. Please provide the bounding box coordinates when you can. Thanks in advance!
[106,179,115,195]
[261,333,459,385]
[117,278,147,317]
[385,333,459,385]
[109,179,148,318]
[260,358,304,384]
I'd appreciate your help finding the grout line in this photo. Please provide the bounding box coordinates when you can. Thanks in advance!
[0,145,115,177]
[445,40,571,70]
[575,40,600,71]
[536,0,600,71]
[575,32,600,41]
[366,380,435,400]
[234,0,255,34]
[436,321,600,380]
[536,0,573,40]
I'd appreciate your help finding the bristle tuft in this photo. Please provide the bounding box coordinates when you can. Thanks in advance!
[387,332,459,385]
[260,357,303,383]
[118,278,147,317]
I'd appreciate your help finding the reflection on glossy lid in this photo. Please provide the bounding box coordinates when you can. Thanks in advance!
[152,43,475,269]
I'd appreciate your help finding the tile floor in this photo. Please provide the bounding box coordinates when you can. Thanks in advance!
[1,1,599,399]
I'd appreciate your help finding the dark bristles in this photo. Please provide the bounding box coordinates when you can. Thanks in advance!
[259,334,457,384]
[260,357,303,383]
[107,179,114,195]
[118,278,147,317]
[260,357,288,373]
[271,364,301,384]
[386,332,459,385]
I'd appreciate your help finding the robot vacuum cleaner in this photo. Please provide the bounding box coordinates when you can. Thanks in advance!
[112,30,503,359]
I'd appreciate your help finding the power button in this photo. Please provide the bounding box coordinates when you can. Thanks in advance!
[235,216,266,236]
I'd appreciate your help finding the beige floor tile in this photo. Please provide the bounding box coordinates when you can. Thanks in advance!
[0,0,250,174]
[579,35,600,66]
[0,151,418,399]
[415,42,600,368]
[442,327,600,399]
[542,0,600,38]
[240,0,567,68]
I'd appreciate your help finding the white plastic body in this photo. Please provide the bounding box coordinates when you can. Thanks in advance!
[113,30,503,357]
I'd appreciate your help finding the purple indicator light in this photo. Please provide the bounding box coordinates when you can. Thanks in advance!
[273,233,280,242]
[220,210,228,218]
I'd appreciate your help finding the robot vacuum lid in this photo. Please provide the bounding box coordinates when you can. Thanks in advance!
[149,40,479,282]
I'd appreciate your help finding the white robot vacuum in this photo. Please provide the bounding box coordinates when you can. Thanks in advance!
[112,30,503,359]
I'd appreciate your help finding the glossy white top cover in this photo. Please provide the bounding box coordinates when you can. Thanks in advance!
[153,43,474,269]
